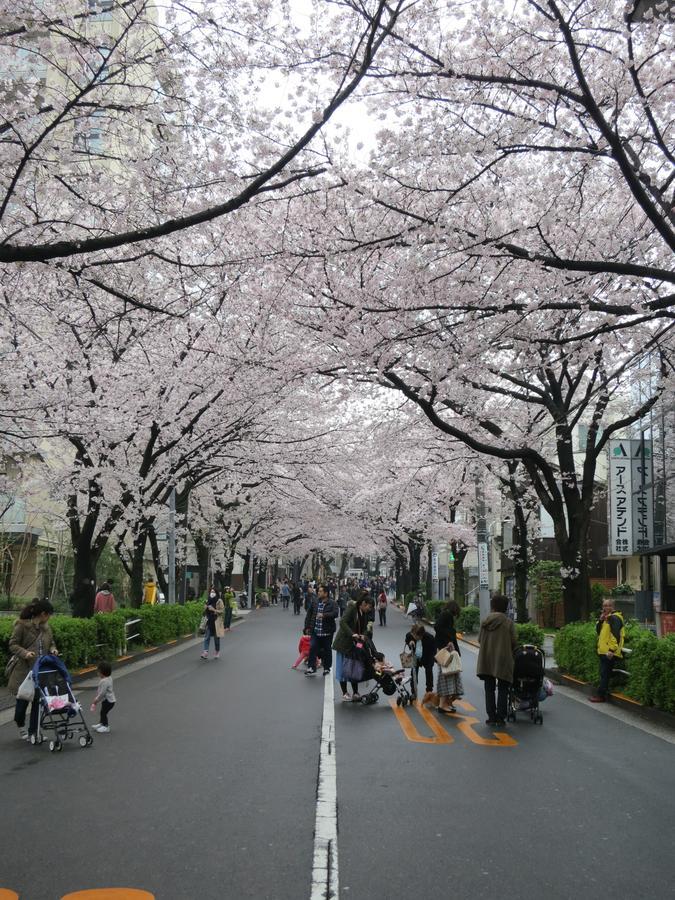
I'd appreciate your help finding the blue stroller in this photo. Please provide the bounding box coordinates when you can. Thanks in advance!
[30,654,94,751]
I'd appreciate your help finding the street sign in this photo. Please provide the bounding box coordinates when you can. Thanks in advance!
[478,542,489,589]
[431,552,439,581]
[608,439,654,555]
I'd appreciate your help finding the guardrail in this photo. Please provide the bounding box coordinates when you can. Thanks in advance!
[124,618,141,653]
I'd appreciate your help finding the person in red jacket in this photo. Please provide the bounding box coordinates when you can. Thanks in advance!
[292,631,311,669]
[94,582,116,613]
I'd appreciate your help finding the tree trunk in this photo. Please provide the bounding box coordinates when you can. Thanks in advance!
[193,532,209,597]
[452,542,467,605]
[71,541,98,618]
[426,543,433,599]
[147,525,169,596]
[408,535,422,591]
[512,512,530,623]
[129,530,148,609]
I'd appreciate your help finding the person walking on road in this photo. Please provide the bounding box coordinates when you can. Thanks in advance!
[223,587,235,631]
[201,588,225,660]
[280,579,291,610]
[589,599,625,703]
[94,582,116,613]
[292,582,303,615]
[433,600,461,654]
[7,598,58,740]
[476,594,517,726]
[304,585,339,676]
[90,661,116,734]
[377,587,388,626]
[332,591,373,702]
[405,623,437,705]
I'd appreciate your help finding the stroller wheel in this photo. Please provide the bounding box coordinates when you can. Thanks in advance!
[86,735,94,747]
[79,735,88,748]
[48,739,60,753]
[29,733,37,746]
[396,697,402,706]
[536,713,543,725]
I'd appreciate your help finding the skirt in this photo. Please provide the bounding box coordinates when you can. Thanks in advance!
[437,668,464,698]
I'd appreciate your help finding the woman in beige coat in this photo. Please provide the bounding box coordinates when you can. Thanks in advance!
[7,598,58,739]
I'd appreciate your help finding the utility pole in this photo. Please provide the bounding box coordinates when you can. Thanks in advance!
[475,480,490,622]
[247,543,254,609]
[168,487,176,605]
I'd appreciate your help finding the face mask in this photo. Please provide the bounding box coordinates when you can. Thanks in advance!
[210,592,216,598]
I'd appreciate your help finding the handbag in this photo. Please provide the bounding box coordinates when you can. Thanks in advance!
[434,648,453,668]
[3,653,18,679]
[198,615,208,635]
[399,649,413,669]
[442,650,462,675]
[342,655,365,682]
[17,671,35,701]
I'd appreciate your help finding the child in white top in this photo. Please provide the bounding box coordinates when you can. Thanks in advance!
[90,661,116,734]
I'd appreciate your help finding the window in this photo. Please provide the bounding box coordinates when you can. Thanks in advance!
[88,0,114,21]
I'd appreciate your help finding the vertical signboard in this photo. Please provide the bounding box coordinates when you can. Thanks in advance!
[431,552,439,580]
[477,542,489,588]
[608,440,633,555]
[631,440,654,553]
[608,439,654,555]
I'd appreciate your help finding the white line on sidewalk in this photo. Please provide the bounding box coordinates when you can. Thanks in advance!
[310,672,339,900]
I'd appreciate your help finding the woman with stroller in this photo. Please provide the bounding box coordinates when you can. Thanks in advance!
[405,623,437,706]
[332,591,374,702]
[201,587,225,660]
[7,598,58,740]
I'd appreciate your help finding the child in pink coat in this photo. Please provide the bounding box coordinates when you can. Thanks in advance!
[292,631,311,669]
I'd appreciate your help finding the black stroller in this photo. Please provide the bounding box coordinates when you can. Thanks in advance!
[30,654,94,751]
[356,637,415,707]
[507,645,545,725]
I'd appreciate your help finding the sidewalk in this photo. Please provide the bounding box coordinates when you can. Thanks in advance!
[0,609,251,714]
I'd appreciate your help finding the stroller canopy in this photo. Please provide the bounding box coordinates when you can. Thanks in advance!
[32,654,72,684]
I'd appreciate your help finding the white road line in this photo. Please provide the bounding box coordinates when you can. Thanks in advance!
[310,673,339,900]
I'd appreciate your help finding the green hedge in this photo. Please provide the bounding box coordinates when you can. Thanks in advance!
[457,605,481,633]
[424,600,445,622]
[0,601,207,686]
[554,622,675,713]
[515,622,545,648]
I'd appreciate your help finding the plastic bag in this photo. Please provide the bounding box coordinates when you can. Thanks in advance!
[16,671,35,701]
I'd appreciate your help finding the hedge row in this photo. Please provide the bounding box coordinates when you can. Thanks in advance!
[554,622,675,713]
[0,601,206,686]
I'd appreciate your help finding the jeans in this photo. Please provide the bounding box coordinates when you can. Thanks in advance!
[598,654,616,698]
[203,627,220,653]
[483,676,509,722]
[378,608,387,626]
[293,598,302,615]
[14,691,40,733]
[100,700,115,727]
[223,605,233,629]
[308,634,332,672]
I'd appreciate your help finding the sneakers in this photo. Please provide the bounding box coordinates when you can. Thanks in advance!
[305,669,317,677]
[341,693,352,702]
[18,728,29,741]
[214,653,220,660]
[589,695,607,703]
[200,651,208,660]
[322,669,331,677]
[95,725,110,734]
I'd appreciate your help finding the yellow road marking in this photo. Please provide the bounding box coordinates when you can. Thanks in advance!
[389,700,454,744]
[61,891,155,899]
[455,700,476,712]
[0,889,19,899]
[453,714,518,747]
[73,666,97,675]
[143,647,158,653]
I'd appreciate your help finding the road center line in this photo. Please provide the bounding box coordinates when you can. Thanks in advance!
[309,673,339,900]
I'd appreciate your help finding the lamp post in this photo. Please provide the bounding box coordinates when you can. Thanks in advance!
[167,487,176,605]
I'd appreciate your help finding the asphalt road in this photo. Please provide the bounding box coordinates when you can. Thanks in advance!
[1,604,674,900]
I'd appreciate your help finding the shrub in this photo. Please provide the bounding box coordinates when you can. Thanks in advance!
[649,634,675,713]
[553,622,599,682]
[50,615,98,669]
[0,616,15,681]
[515,622,545,648]
[590,582,605,616]
[94,611,127,659]
[424,600,445,623]
[457,605,481,633]
[610,582,634,596]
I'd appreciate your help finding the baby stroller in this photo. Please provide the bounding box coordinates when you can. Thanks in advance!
[357,638,415,707]
[30,654,94,751]
[507,645,545,725]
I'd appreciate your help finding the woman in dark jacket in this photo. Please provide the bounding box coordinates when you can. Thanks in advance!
[434,600,461,653]
[405,623,437,705]
[332,591,373,702]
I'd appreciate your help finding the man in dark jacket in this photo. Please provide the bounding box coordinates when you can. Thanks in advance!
[476,594,517,726]
[304,584,339,676]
